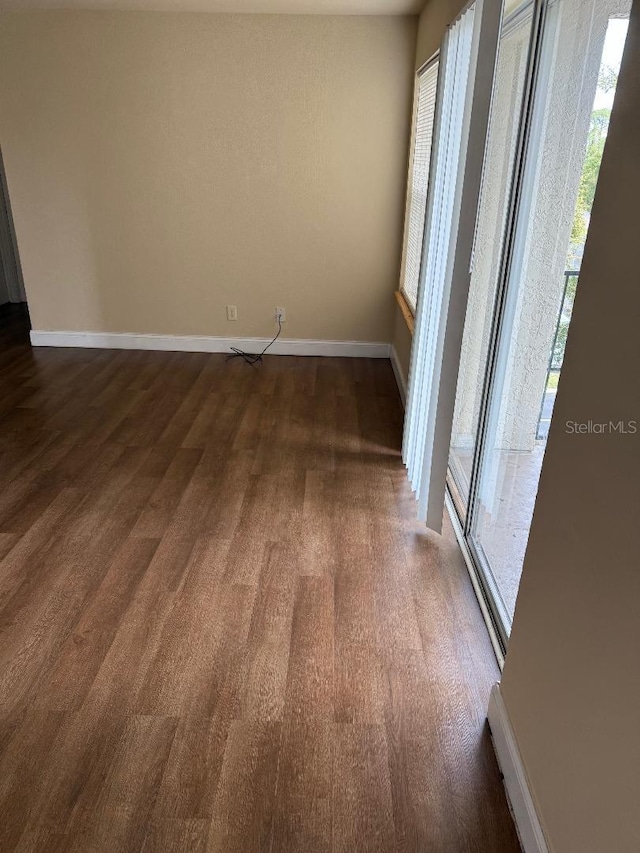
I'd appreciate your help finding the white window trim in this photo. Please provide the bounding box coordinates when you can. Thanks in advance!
[403,0,504,532]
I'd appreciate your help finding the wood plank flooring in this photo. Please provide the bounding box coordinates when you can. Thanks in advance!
[0,304,520,852]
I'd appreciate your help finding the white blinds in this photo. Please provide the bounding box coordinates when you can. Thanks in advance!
[403,2,479,528]
[400,59,439,313]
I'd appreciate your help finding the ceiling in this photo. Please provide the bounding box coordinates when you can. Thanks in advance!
[0,0,423,14]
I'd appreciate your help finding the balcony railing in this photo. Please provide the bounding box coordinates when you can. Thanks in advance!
[536,270,579,440]
[550,270,579,370]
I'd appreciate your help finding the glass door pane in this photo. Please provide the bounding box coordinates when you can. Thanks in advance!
[448,0,536,519]
[469,0,631,634]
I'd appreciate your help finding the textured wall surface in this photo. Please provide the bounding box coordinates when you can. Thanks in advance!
[0,11,416,341]
[494,0,630,451]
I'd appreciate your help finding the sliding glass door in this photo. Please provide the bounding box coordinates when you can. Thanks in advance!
[448,0,631,649]
[448,0,537,519]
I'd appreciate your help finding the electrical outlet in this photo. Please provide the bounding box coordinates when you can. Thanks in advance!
[226,305,238,321]
[275,307,286,322]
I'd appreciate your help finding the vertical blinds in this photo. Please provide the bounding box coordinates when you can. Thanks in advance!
[400,59,439,313]
[403,2,478,527]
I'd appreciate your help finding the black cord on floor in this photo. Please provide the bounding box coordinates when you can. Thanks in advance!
[226,317,282,365]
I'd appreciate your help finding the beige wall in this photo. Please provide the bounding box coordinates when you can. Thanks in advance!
[392,0,465,380]
[501,4,640,851]
[415,0,464,66]
[0,11,416,341]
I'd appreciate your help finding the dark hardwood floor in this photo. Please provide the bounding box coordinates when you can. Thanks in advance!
[0,305,520,852]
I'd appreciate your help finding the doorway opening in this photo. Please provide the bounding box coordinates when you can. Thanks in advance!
[0,147,30,339]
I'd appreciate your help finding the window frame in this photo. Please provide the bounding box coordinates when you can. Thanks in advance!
[402,0,504,533]
[397,53,441,321]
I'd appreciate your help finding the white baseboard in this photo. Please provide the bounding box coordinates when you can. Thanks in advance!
[30,330,390,359]
[389,345,407,407]
[488,684,548,853]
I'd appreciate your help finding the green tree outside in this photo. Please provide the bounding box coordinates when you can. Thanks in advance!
[569,65,617,246]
